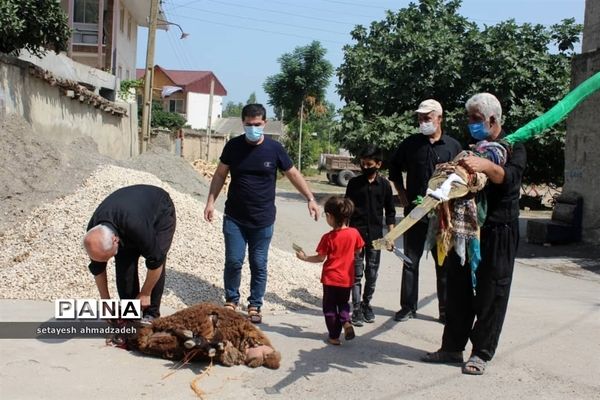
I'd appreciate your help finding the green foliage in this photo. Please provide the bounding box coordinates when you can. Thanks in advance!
[246,92,257,104]
[119,79,143,99]
[264,41,333,123]
[222,101,244,118]
[284,102,338,168]
[222,93,259,118]
[137,102,187,131]
[0,0,71,57]
[335,0,581,185]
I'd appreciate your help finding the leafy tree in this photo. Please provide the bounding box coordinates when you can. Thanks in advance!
[222,93,260,118]
[151,102,186,130]
[264,41,334,170]
[335,0,581,185]
[222,101,244,118]
[0,0,71,57]
[264,41,333,123]
[284,99,337,168]
[137,102,187,131]
[246,92,257,104]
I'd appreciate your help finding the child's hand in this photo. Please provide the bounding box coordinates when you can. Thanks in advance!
[295,250,306,261]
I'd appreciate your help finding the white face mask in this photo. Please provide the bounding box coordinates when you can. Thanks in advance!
[419,121,436,136]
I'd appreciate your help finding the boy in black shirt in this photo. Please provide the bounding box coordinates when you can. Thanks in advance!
[345,146,396,326]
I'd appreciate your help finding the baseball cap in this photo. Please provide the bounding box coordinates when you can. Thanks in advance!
[415,99,443,114]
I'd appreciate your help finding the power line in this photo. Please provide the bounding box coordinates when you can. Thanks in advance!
[261,0,381,20]
[198,0,361,27]
[168,12,346,45]
[322,0,397,9]
[173,5,349,35]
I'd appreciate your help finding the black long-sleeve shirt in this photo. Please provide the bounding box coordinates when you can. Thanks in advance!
[345,174,396,243]
[87,185,174,275]
[389,133,463,213]
[484,141,527,223]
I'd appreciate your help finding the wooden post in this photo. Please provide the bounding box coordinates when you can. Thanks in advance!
[298,101,304,172]
[140,0,159,153]
[206,77,215,160]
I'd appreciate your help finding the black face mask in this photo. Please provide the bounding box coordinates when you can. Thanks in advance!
[361,166,378,176]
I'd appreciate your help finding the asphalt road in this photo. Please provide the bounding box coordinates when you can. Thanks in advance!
[0,190,598,400]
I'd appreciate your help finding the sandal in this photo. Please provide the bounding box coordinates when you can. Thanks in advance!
[343,322,355,340]
[327,337,341,346]
[247,306,262,324]
[421,349,464,364]
[223,302,238,312]
[462,355,486,375]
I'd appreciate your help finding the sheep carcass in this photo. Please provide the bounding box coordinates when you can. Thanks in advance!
[128,303,281,369]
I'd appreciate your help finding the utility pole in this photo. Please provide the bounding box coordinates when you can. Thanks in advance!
[206,77,215,161]
[140,0,159,153]
[298,101,304,172]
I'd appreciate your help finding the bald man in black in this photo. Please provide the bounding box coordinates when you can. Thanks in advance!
[84,185,176,321]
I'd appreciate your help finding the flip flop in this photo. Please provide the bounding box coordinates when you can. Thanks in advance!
[223,302,238,312]
[462,355,487,375]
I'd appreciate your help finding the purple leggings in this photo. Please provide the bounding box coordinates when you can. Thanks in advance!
[322,284,352,339]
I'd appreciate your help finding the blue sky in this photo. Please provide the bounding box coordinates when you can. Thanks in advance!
[137,0,585,113]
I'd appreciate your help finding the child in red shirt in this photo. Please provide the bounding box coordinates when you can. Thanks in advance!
[296,196,365,345]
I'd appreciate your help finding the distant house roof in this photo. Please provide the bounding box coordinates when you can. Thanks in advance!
[212,117,284,136]
[136,65,227,96]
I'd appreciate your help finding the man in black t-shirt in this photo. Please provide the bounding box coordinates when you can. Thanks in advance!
[84,185,176,322]
[389,99,463,323]
[203,104,319,323]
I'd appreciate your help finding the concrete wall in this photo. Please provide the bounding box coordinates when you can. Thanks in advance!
[186,92,223,130]
[181,130,228,163]
[0,56,138,160]
[564,0,600,243]
[19,51,117,95]
[565,54,600,243]
[583,0,600,53]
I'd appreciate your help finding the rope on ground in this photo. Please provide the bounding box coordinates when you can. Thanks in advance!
[190,358,214,399]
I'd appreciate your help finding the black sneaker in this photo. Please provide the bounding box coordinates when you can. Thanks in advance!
[351,308,364,327]
[362,302,375,323]
[394,309,416,322]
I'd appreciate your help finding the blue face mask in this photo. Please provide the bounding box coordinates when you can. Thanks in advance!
[244,125,263,142]
[468,122,489,141]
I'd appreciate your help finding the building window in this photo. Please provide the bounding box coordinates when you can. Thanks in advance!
[168,99,184,113]
[119,7,125,32]
[126,69,130,79]
[118,66,122,79]
[74,0,99,24]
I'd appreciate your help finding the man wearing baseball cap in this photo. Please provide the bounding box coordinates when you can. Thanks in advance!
[388,99,463,324]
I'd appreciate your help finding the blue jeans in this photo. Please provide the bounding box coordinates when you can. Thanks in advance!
[223,216,274,308]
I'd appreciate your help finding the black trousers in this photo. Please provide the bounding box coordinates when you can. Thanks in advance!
[114,198,176,318]
[401,219,446,315]
[352,245,381,307]
[441,220,519,361]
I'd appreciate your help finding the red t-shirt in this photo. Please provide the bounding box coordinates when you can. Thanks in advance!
[316,227,365,287]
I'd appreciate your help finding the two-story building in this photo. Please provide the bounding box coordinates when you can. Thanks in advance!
[18,0,167,101]
[136,65,227,130]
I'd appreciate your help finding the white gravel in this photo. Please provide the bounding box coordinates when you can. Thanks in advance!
[0,164,322,312]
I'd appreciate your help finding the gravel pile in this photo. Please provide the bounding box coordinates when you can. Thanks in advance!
[0,164,322,312]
